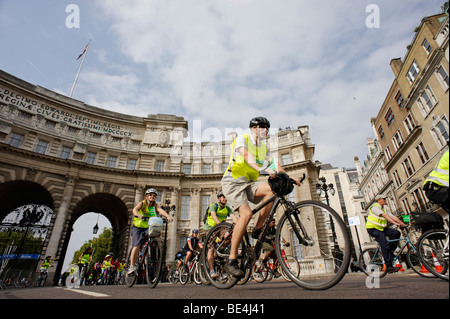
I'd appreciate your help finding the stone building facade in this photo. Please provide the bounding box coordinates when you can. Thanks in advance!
[0,70,320,284]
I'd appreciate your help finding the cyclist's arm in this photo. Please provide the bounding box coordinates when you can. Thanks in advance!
[132,201,144,219]
[382,213,406,227]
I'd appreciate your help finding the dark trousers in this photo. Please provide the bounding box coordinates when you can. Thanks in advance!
[367,227,401,267]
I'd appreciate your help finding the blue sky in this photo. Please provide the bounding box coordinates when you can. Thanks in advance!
[0,0,446,168]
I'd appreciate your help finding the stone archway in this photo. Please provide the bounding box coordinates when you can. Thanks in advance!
[0,181,54,221]
[54,193,130,284]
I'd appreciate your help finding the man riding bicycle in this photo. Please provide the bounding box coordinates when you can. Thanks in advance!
[128,188,173,275]
[366,194,407,273]
[221,116,300,277]
[204,191,238,278]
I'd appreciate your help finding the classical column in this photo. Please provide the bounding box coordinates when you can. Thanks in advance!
[167,187,180,262]
[189,189,200,231]
[45,174,77,283]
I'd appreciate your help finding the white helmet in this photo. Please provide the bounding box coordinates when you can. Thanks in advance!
[145,188,158,196]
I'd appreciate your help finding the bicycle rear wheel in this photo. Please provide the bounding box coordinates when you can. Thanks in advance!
[359,247,387,278]
[275,200,351,290]
[201,222,239,289]
[417,229,449,281]
[146,239,163,288]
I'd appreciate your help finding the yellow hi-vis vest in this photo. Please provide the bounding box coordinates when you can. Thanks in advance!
[133,201,156,228]
[224,134,267,182]
[423,150,449,188]
[366,203,387,231]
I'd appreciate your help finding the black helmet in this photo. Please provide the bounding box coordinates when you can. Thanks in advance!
[268,172,294,196]
[249,117,270,128]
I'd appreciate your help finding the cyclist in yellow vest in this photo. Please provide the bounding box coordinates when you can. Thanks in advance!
[128,188,173,275]
[221,117,301,277]
[423,149,449,212]
[204,191,238,278]
[366,195,407,273]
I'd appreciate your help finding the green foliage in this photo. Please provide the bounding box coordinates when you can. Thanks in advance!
[69,227,113,265]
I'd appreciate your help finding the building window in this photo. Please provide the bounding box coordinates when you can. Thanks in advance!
[8,133,24,148]
[35,140,49,154]
[395,91,404,108]
[378,126,385,139]
[407,60,420,84]
[392,170,402,187]
[184,164,192,175]
[127,158,137,170]
[401,197,412,214]
[181,195,190,220]
[202,195,210,216]
[430,115,449,148]
[203,163,211,174]
[60,146,72,159]
[107,156,117,168]
[422,38,432,55]
[384,108,395,127]
[436,65,449,90]
[385,146,392,161]
[156,160,165,172]
[417,85,438,116]
[401,156,415,178]
[392,130,404,151]
[281,153,291,165]
[415,142,429,165]
[403,113,416,135]
[86,152,97,164]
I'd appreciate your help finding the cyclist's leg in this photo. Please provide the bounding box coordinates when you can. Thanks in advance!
[384,228,401,252]
[253,183,274,230]
[368,228,394,269]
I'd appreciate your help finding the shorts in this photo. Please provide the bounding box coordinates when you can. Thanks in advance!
[131,226,148,247]
[221,176,264,211]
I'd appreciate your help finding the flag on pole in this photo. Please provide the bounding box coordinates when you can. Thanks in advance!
[76,42,90,60]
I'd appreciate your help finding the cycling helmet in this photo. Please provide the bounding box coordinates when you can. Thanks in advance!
[192,229,199,234]
[249,117,270,129]
[217,191,225,198]
[268,172,294,196]
[145,188,158,196]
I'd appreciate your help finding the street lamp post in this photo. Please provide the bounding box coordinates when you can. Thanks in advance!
[315,177,342,271]
[160,200,176,281]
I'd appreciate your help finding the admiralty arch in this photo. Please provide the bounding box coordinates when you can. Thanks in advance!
[0,70,322,285]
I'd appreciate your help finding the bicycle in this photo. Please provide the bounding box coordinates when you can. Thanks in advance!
[201,174,351,290]
[359,225,440,278]
[125,217,168,288]
[416,206,449,281]
[179,251,202,285]
[252,243,299,283]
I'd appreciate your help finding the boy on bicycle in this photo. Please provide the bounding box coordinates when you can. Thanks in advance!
[128,188,173,275]
[221,116,300,277]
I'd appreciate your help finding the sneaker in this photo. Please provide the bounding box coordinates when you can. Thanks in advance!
[210,270,219,279]
[127,265,137,275]
[224,259,244,278]
[386,266,399,274]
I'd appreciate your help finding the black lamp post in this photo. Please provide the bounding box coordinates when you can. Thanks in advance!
[315,177,335,206]
[160,199,176,281]
[93,214,100,234]
[315,177,342,272]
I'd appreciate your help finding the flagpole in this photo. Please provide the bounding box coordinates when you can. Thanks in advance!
[69,39,91,98]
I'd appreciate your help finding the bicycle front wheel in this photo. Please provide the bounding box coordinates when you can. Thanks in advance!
[146,239,163,288]
[275,200,351,290]
[417,229,449,281]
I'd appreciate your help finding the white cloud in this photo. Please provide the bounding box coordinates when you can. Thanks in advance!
[80,0,443,168]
